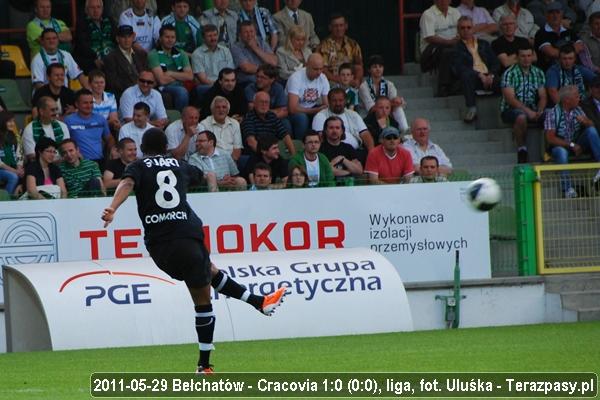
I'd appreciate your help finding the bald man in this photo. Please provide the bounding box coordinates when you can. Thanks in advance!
[242,91,295,155]
[286,53,330,140]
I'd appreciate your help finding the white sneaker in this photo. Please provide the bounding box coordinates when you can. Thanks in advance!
[565,187,578,199]
[593,170,600,184]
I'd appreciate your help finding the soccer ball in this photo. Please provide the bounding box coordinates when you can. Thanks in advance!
[466,178,501,211]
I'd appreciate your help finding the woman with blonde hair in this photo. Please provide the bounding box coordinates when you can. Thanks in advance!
[276,25,312,81]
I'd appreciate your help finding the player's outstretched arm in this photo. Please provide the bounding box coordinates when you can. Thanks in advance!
[102,177,135,228]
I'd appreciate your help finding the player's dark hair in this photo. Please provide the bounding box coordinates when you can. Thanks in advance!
[257,134,278,153]
[421,155,439,167]
[172,0,191,6]
[141,128,168,156]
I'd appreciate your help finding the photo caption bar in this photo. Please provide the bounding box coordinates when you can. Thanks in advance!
[90,372,597,398]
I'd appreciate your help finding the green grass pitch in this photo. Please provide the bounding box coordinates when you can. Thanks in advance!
[0,322,598,399]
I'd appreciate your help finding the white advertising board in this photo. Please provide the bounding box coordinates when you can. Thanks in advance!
[3,249,412,352]
[0,183,490,302]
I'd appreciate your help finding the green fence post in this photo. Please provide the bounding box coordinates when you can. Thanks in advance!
[514,165,538,276]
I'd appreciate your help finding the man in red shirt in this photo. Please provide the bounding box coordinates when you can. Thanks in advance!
[365,126,414,184]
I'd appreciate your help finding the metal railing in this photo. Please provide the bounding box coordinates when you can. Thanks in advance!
[533,163,600,274]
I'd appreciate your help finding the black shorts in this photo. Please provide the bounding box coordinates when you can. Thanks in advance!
[147,238,212,288]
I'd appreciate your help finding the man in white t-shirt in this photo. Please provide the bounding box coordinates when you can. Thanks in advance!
[22,96,70,161]
[286,53,330,140]
[166,105,204,160]
[119,0,161,53]
[312,88,373,153]
[118,101,153,158]
[31,28,89,91]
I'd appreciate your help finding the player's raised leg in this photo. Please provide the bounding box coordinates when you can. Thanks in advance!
[210,264,288,316]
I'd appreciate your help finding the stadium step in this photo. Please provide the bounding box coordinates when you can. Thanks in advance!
[544,274,600,321]
[405,108,460,122]
[399,86,435,99]
[428,120,476,131]
[432,129,512,144]
[560,289,600,310]
[441,141,506,154]
[545,273,600,293]
[578,307,600,321]
[451,152,518,167]
[403,96,462,111]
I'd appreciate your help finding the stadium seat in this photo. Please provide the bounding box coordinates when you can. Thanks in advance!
[166,109,181,122]
[278,139,303,159]
[0,79,30,112]
[0,45,31,78]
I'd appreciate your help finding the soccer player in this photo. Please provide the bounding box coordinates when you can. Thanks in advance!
[101,128,287,374]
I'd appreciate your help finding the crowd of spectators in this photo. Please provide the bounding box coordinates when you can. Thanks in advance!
[2,0,599,199]
[421,0,600,197]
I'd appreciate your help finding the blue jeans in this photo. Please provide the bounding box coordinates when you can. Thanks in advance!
[288,113,310,141]
[551,126,600,191]
[0,168,19,194]
[161,85,189,112]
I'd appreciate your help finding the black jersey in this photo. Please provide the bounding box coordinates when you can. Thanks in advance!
[123,155,205,246]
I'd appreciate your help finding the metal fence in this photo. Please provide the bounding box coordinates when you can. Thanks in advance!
[533,163,600,274]
[449,171,518,278]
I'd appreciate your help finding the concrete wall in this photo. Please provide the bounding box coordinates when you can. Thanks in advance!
[406,277,577,331]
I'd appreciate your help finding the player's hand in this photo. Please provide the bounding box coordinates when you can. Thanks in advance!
[102,207,115,228]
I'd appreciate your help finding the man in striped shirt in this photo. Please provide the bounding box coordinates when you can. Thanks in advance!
[500,45,547,163]
[188,130,246,191]
[240,91,294,155]
[59,138,105,197]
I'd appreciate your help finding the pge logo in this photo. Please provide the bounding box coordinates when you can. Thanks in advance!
[59,270,175,307]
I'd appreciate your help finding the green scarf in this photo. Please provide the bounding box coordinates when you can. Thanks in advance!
[32,119,65,144]
[87,17,115,57]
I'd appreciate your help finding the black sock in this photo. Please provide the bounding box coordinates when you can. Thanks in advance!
[194,304,215,368]
[211,270,263,309]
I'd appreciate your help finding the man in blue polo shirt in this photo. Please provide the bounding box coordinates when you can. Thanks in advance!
[65,89,114,171]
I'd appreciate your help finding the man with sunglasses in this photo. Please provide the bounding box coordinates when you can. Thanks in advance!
[365,126,414,184]
[119,70,168,129]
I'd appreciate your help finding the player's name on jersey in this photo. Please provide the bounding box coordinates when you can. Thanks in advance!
[143,157,180,168]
